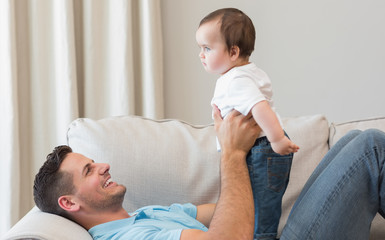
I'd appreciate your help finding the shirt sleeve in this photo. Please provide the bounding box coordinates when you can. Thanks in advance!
[227,77,266,116]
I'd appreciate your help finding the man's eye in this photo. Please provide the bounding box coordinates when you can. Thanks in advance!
[86,168,91,175]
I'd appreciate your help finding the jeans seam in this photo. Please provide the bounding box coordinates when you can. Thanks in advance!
[267,156,292,192]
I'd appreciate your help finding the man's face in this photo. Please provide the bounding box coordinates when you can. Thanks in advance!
[60,153,126,211]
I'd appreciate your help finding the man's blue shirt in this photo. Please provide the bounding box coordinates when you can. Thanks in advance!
[89,203,208,240]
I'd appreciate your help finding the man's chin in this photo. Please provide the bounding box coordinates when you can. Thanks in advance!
[117,183,126,191]
[105,189,126,209]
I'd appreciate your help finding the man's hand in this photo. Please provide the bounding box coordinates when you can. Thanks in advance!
[213,105,261,155]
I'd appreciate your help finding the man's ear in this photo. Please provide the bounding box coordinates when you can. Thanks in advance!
[58,195,80,212]
[230,46,240,61]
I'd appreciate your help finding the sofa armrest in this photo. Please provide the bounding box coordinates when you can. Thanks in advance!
[2,206,92,240]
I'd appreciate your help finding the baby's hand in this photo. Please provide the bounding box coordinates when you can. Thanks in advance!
[271,136,299,155]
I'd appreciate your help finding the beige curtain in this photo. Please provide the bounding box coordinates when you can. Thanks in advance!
[0,0,164,234]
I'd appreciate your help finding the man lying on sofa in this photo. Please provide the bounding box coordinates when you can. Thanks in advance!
[33,107,385,240]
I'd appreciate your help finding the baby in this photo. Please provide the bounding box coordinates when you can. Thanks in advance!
[196,8,299,240]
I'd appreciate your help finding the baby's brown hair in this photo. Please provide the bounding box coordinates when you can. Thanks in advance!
[199,8,256,58]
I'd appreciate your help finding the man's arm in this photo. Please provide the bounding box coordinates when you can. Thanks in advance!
[196,204,215,228]
[181,106,260,240]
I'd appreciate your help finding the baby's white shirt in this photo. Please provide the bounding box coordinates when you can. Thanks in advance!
[211,63,283,150]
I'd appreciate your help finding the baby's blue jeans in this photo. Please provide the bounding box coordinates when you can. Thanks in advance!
[280,129,385,239]
[246,134,293,240]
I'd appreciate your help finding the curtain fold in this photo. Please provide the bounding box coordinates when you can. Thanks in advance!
[0,0,20,233]
[0,0,164,234]
[139,0,164,118]
[82,0,136,118]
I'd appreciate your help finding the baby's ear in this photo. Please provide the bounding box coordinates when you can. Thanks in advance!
[230,46,240,60]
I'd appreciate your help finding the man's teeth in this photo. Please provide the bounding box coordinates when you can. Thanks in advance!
[104,178,113,188]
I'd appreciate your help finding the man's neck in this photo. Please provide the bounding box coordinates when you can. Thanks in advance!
[76,207,130,230]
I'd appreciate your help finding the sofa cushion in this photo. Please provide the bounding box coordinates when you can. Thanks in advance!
[329,116,385,146]
[67,116,221,212]
[278,115,330,235]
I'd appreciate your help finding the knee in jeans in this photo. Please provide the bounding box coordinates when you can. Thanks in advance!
[361,129,385,148]
[362,128,385,138]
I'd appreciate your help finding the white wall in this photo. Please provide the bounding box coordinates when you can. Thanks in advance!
[161,0,385,125]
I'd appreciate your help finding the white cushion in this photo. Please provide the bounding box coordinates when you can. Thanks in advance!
[329,116,385,146]
[67,116,221,211]
[278,115,330,235]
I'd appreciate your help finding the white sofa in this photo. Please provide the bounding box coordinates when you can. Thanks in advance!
[3,114,385,240]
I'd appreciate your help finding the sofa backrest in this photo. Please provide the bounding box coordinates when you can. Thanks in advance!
[67,114,331,234]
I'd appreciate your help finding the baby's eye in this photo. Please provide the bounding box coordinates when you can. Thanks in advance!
[204,47,211,52]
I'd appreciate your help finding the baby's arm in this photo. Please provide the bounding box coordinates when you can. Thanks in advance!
[251,101,299,155]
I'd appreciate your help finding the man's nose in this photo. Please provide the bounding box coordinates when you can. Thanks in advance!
[97,163,110,175]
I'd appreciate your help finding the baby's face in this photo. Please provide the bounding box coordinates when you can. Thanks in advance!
[196,20,233,75]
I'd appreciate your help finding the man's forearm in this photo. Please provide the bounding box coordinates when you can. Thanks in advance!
[207,150,254,240]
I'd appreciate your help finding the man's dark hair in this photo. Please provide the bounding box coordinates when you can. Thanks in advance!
[199,8,256,58]
[33,145,75,219]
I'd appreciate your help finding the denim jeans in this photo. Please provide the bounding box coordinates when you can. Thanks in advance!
[280,129,385,239]
[246,135,293,240]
